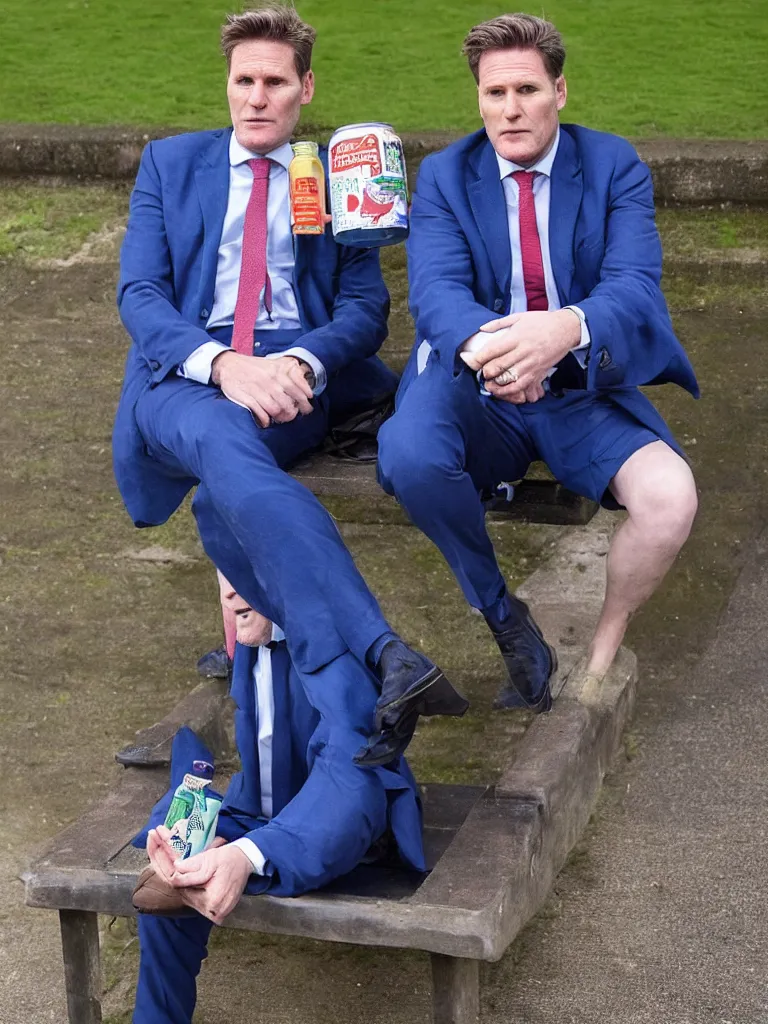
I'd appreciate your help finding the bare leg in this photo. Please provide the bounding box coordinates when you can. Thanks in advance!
[587,441,698,676]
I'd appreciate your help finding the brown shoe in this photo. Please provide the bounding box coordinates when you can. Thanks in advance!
[132,865,197,917]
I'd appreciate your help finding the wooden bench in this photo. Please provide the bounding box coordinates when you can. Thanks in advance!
[23,648,637,1024]
[291,451,598,527]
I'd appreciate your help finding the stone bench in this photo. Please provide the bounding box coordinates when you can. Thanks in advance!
[23,648,636,1024]
[291,451,598,527]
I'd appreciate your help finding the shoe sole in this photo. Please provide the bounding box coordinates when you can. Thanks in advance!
[377,666,469,719]
[355,672,470,769]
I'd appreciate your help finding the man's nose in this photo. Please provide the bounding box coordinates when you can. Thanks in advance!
[503,95,521,120]
[247,82,268,108]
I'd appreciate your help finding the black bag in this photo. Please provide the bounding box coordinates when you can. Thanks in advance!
[322,391,396,462]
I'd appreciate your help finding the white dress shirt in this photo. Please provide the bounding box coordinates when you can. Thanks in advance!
[462,129,590,368]
[231,623,286,875]
[180,134,326,393]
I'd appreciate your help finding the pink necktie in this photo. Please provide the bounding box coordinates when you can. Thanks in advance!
[511,170,548,312]
[232,158,272,355]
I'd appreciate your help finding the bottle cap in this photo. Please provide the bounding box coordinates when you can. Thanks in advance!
[291,140,319,158]
[191,760,215,780]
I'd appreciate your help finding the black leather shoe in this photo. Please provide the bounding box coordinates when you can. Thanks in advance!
[491,598,557,714]
[353,640,469,767]
[196,645,231,679]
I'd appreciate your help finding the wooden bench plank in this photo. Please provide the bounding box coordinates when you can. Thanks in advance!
[290,452,598,527]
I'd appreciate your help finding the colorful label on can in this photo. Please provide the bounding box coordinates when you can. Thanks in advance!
[329,125,409,236]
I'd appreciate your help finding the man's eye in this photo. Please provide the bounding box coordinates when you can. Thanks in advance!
[519,85,537,94]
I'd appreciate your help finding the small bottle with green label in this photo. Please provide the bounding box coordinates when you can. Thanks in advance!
[164,759,222,860]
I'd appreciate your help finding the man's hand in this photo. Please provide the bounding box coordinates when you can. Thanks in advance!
[211,351,315,428]
[460,309,581,405]
[146,825,227,886]
[169,842,253,923]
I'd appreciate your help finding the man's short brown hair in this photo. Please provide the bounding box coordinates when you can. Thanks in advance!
[462,13,566,83]
[221,4,316,78]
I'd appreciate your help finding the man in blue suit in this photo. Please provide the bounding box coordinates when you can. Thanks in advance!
[375,13,699,718]
[132,574,425,1023]
[113,5,467,765]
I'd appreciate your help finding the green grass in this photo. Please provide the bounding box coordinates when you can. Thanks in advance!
[2,0,767,137]
[0,183,128,261]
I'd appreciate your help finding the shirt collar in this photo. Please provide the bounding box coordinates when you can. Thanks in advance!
[495,127,560,181]
[229,132,294,172]
[269,623,286,645]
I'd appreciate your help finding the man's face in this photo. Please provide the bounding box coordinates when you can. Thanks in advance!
[477,47,566,166]
[217,573,272,647]
[227,39,314,153]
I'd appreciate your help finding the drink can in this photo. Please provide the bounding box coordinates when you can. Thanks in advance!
[328,122,409,248]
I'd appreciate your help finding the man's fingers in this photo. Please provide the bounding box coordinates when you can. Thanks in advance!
[472,335,520,369]
[281,372,315,415]
[479,313,522,333]
[172,865,213,888]
[171,853,215,888]
[482,352,537,381]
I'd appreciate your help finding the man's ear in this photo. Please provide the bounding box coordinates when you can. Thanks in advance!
[556,75,567,112]
[301,69,315,106]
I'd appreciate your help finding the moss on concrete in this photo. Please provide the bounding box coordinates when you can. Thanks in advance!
[0,182,129,262]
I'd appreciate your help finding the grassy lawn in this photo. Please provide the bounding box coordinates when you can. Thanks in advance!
[3,0,766,138]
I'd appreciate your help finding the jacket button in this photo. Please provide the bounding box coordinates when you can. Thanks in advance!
[598,348,611,369]
[493,298,504,312]
[200,308,210,319]
[150,359,160,371]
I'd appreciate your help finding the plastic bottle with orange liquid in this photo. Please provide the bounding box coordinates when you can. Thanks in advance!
[289,141,326,235]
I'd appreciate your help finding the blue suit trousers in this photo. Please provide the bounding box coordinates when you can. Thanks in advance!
[378,358,680,610]
[134,329,391,673]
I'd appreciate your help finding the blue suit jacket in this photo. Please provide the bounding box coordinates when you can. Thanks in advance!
[137,641,425,899]
[402,124,698,397]
[113,128,390,527]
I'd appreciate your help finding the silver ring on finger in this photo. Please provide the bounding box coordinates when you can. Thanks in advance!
[493,366,519,386]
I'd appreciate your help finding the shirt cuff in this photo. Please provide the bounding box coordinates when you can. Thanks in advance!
[178,341,230,384]
[565,305,591,369]
[460,331,487,356]
[266,347,326,396]
[231,837,267,874]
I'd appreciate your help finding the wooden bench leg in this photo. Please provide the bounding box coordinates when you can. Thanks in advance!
[431,953,479,1024]
[59,909,103,1024]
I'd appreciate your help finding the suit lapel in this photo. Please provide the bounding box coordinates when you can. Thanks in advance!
[548,128,583,306]
[195,129,232,303]
[468,137,511,298]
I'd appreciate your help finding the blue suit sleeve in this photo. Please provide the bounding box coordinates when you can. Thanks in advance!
[406,156,501,375]
[577,143,672,389]
[117,142,213,384]
[293,243,390,378]
[242,729,390,897]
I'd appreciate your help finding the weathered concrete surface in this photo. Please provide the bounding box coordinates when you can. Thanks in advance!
[2,123,768,205]
[484,525,768,1023]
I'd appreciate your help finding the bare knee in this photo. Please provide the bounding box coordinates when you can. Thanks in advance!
[614,445,698,549]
